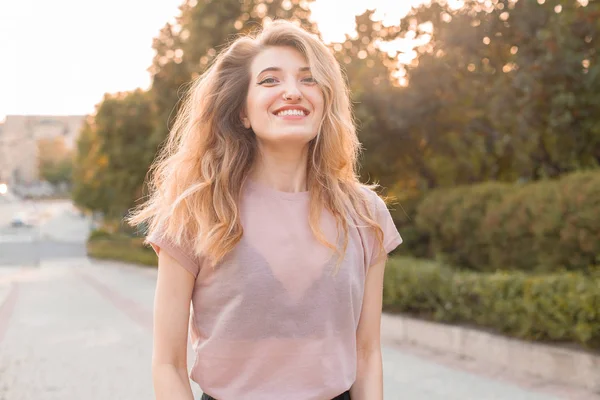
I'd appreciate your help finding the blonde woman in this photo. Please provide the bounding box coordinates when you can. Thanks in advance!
[128,19,402,400]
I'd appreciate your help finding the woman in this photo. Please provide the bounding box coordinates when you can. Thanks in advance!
[127,19,402,400]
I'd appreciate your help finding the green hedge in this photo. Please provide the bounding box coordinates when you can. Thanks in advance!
[415,182,510,270]
[482,181,556,271]
[87,231,157,267]
[483,172,600,272]
[383,257,600,349]
[388,190,431,259]
[415,171,600,272]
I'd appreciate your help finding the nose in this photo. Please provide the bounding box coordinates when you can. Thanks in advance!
[282,80,302,101]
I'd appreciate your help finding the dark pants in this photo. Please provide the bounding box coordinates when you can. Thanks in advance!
[201,390,351,400]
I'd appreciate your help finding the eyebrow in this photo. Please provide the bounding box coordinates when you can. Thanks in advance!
[257,66,311,77]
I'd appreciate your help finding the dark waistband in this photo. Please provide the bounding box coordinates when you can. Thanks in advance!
[201,389,351,400]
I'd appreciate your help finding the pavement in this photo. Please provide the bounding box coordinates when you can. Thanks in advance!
[0,198,597,399]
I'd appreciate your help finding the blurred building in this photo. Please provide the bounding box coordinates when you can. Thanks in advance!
[0,121,4,182]
[0,115,86,185]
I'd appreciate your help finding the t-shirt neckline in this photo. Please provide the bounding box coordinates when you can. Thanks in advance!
[246,178,310,201]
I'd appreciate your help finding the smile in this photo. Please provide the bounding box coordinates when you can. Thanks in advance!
[276,109,307,117]
[273,106,310,118]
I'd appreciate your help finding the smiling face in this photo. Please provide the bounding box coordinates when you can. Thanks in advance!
[243,46,325,147]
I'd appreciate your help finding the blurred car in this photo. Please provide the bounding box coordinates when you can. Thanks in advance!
[11,211,37,227]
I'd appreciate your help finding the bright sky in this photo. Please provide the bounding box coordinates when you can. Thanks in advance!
[0,0,423,120]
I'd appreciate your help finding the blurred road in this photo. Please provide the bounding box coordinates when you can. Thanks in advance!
[0,197,88,267]
[0,196,593,399]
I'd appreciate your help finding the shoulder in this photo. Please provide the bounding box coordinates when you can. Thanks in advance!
[356,184,389,215]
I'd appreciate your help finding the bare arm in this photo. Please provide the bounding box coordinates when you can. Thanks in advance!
[350,256,387,400]
[152,248,196,400]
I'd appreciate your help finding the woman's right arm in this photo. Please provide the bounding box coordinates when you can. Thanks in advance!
[152,249,196,400]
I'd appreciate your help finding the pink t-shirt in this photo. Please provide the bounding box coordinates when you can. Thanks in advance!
[147,179,402,400]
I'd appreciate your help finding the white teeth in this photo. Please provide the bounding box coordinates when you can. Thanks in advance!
[276,109,306,117]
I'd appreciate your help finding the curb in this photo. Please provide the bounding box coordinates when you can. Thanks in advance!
[381,313,600,393]
[0,283,11,309]
[0,282,18,344]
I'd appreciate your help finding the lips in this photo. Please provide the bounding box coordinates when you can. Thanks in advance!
[272,105,310,116]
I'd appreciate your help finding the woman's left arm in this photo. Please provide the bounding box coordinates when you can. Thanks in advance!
[350,256,387,400]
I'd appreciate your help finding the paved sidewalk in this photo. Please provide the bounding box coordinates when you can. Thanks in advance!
[0,264,156,400]
[0,259,595,399]
[382,347,559,400]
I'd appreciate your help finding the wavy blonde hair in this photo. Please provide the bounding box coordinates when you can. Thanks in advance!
[127,20,385,271]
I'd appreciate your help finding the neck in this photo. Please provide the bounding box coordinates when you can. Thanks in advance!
[249,143,310,193]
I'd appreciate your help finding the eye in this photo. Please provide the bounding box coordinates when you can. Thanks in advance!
[258,77,278,85]
[302,76,317,84]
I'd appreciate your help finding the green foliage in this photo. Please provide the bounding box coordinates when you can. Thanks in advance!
[331,11,412,189]
[377,0,600,188]
[88,228,112,241]
[388,189,431,258]
[416,171,600,272]
[71,118,112,214]
[483,181,557,271]
[39,158,73,186]
[72,90,157,218]
[73,0,600,263]
[88,222,155,265]
[555,172,600,269]
[416,182,510,269]
[484,171,600,272]
[87,235,157,267]
[383,257,600,349]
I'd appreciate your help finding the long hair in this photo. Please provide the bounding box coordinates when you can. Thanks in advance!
[127,20,385,271]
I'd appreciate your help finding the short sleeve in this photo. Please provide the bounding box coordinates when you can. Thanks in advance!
[146,230,201,278]
[365,191,403,268]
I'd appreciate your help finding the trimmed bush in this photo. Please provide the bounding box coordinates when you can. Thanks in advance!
[388,190,431,258]
[383,257,600,349]
[416,182,511,270]
[482,171,600,272]
[553,172,600,270]
[482,181,555,272]
[88,228,112,241]
[415,171,600,272]
[87,232,157,267]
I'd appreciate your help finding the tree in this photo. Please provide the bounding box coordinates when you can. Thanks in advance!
[72,89,157,218]
[72,117,111,214]
[330,11,421,189]
[358,0,600,188]
[37,136,73,186]
[509,0,600,178]
[39,158,73,186]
